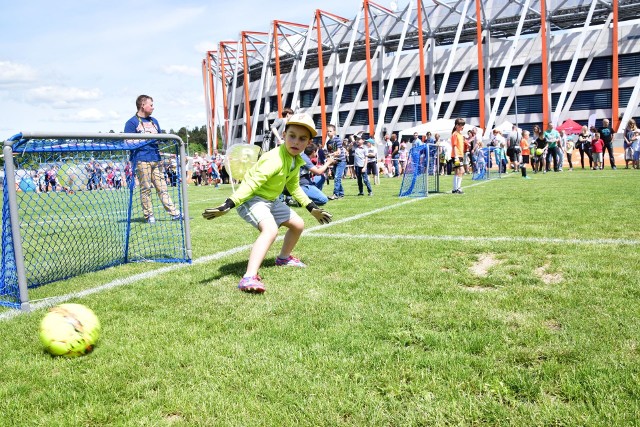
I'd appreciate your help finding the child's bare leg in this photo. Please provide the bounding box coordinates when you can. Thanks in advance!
[278,215,304,259]
[245,219,279,277]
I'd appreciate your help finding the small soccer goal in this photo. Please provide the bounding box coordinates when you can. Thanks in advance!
[1,132,192,311]
[399,143,439,197]
[472,146,503,180]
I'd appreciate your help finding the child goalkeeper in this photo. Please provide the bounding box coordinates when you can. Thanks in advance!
[202,113,333,294]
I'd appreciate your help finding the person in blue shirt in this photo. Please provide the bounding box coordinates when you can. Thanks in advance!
[299,142,334,205]
[124,95,181,224]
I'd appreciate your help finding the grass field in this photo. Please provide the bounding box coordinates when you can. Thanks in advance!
[1,168,640,426]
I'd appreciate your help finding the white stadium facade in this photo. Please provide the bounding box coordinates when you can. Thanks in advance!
[202,0,640,152]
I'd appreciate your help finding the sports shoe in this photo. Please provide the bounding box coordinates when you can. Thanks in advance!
[452,189,464,194]
[171,213,183,221]
[328,194,343,200]
[147,216,156,224]
[238,275,266,293]
[275,255,307,267]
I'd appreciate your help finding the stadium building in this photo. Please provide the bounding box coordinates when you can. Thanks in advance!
[202,0,640,151]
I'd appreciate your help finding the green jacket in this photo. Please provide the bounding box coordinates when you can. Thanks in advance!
[229,144,312,208]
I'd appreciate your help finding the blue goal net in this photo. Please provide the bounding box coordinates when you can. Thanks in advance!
[399,143,439,197]
[472,147,503,180]
[1,132,192,310]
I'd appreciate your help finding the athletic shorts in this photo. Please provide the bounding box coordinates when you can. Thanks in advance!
[508,148,521,162]
[452,157,464,168]
[237,196,300,229]
[521,155,530,164]
[592,153,603,163]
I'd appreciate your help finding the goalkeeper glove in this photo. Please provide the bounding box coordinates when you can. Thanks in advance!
[306,202,333,225]
[202,198,236,220]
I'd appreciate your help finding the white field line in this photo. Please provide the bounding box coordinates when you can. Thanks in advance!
[304,232,640,247]
[0,177,497,321]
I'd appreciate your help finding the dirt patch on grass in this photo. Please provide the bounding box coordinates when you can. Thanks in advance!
[469,253,501,277]
[464,285,498,292]
[535,264,563,285]
[544,319,562,331]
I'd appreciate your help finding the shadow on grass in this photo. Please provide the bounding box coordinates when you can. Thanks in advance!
[198,258,279,284]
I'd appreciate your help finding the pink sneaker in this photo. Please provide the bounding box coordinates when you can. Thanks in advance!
[238,275,266,293]
[275,255,307,267]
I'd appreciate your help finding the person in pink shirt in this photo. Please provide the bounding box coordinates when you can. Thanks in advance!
[591,132,604,170]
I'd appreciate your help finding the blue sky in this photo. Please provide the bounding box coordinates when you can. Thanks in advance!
[0,0,367,137]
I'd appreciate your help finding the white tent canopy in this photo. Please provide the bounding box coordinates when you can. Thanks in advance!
[398,118,482,141]
[494,120,522,136]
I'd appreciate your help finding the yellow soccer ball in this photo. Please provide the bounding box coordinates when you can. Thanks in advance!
[39,304,100,357]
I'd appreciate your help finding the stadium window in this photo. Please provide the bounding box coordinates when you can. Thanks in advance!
[463,70,479,91]
[584,56,612,80]
[451,99,480,118]
[324,87,334,105]
[552,89,611,111]
[338,111,349,127]
[434,74,461,93]
[300,89,317,108]
[619,87,640,107]
[384,106,398,123]
[619,53,640,78]
[489,67,520,89]
[362,82,380,101]
[522,64,542,86]
[341,83,360,104]
[437,102,449,119]
[551,59,586,83]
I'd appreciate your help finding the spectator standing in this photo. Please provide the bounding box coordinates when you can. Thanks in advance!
[576,125,592,169]
[353,137,373,196]
[124,94,181,224]
[520,130,531,179]
[365,138,379,184]
[391,134,401,177]
[565,133,574,171]
[398,140,408,175]
[268,108,294,149]
[543,122,561,172]
[591,132,604,170]
[327,124,347,200]
[598,119,616,169]
[623,119,636,169]
[507,125,520,172]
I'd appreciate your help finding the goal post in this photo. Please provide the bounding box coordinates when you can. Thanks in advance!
[1,132,192,311]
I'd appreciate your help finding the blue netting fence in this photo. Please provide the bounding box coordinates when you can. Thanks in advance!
[399,143,439,197]
[1,133,191,309]
[472,147,503,180]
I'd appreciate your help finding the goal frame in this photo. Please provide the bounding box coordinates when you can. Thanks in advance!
[2,132,192,311]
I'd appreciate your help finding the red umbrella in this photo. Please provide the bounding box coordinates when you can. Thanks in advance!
[556,119,584,135]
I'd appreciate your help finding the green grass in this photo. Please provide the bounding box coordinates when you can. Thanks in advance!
[1,168,640,426]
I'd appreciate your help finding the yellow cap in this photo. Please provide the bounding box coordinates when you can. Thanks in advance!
[286,113,317,138]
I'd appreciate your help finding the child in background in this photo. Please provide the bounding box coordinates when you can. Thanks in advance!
[202,113,333,294]
[632,129,640,169]
[591,131,604,170]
